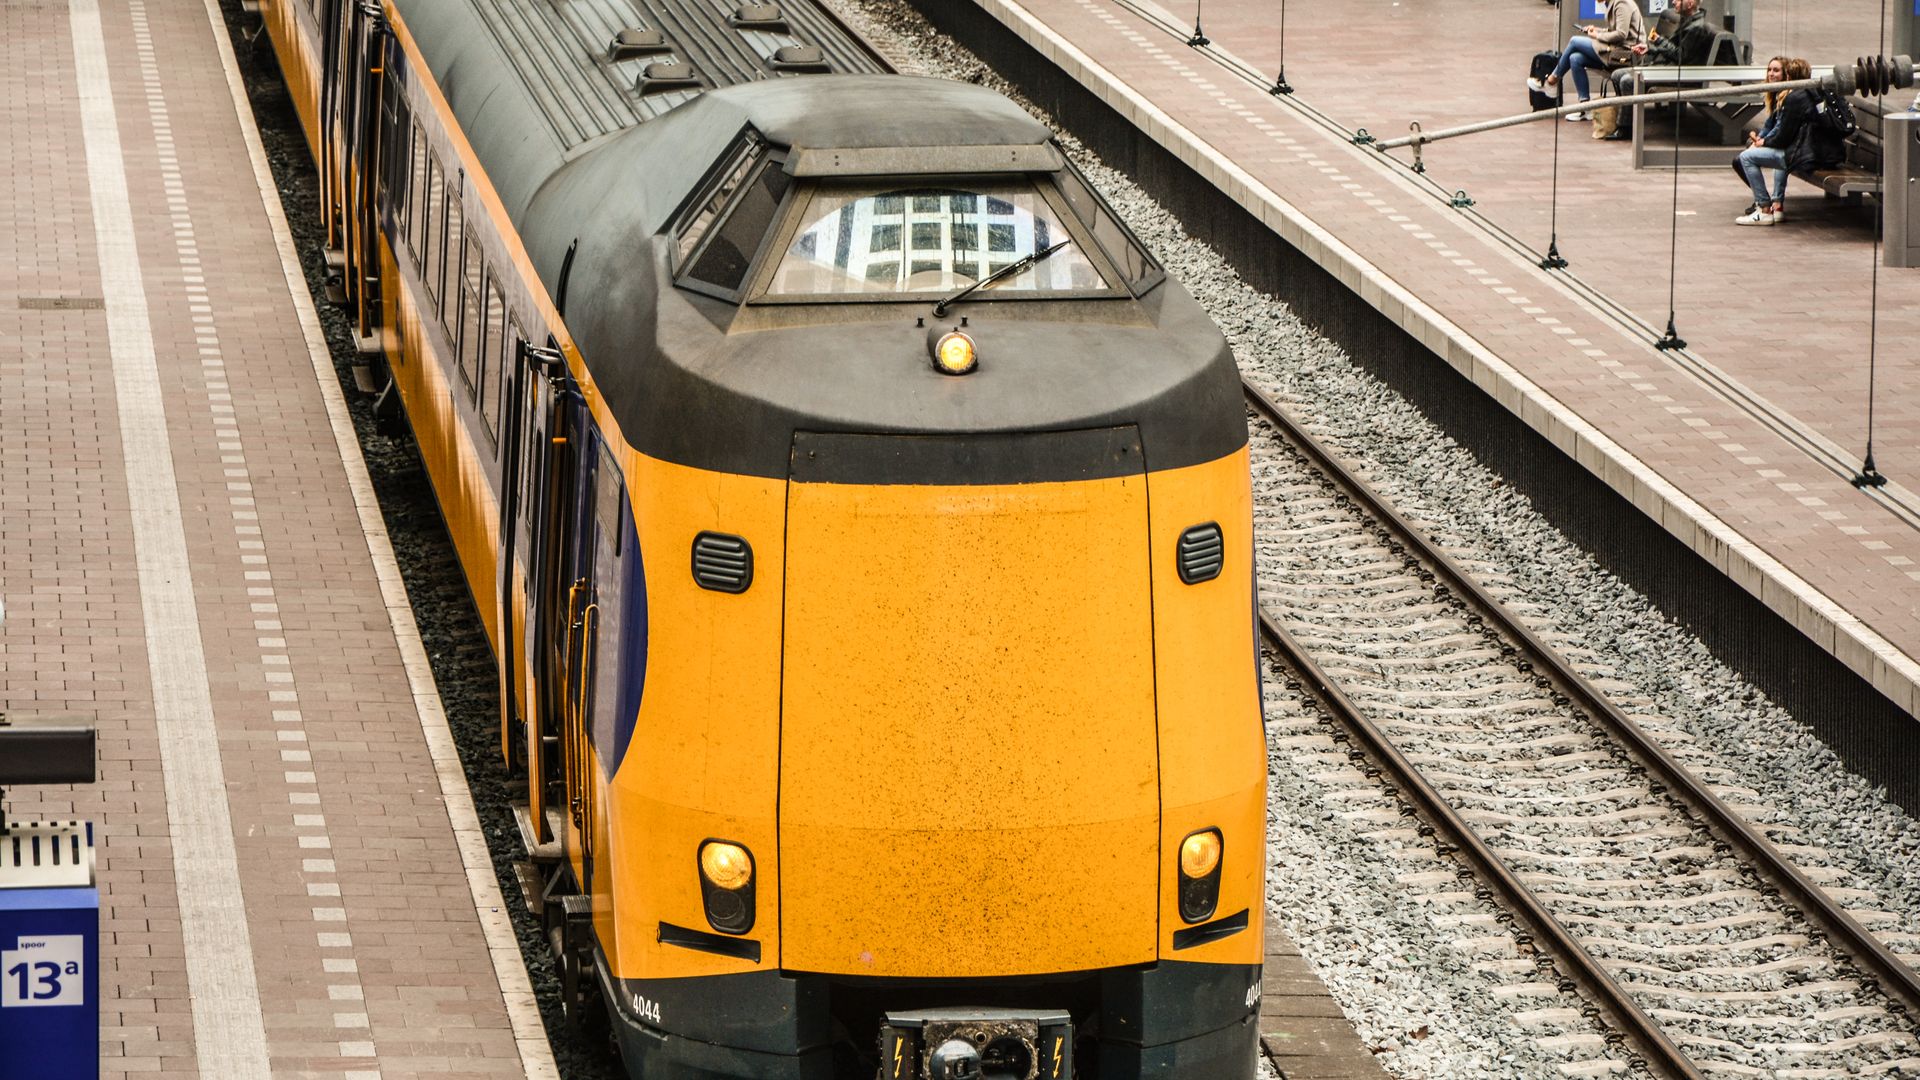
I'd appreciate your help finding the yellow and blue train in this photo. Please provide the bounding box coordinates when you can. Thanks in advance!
[255,0,1264,1075]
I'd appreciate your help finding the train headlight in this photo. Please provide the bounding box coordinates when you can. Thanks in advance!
[698,840,757,935]
[1177,828,1223,924]
[932,330,978,376]
[699,841,753,890]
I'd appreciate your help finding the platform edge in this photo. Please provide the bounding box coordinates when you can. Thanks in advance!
[192,2,564,1075]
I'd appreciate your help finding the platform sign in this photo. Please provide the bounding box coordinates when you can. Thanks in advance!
[1581,0,1607,19]
[0,887,99,1080]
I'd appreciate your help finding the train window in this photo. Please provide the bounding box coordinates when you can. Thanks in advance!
[677,149,759,268]
[443,177,465,340]
[481,282,506,441]
[1052,162,1160,292]
[595,441,623,559]
[767,180,1110,298]
[388,101,410,234]
[379,76,405,215]
[423,156,444,312]
[683,162,790,294]
[458,227,483,397]
[408,123,428,262]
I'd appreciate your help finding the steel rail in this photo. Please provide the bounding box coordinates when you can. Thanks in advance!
[1255,611,1697,1078]
[1244,375,1920,1068]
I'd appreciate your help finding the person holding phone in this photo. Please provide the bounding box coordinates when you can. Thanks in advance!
[1536,0,1648,120]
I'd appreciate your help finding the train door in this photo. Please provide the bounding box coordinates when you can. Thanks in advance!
[498,335,535,770]
[321,0,383,324]
[518,349,601,868]
[341,1,386,337]
[317,0,345,256]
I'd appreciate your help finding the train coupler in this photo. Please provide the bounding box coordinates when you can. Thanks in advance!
[878,1008,1072,1080]
[552,893,597,1026]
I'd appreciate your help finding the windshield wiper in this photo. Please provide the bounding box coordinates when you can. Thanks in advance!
[932,240,1072,318]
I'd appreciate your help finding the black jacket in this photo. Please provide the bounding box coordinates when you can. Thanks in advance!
[1644,11,1716,67]
[1764,89,1848,172]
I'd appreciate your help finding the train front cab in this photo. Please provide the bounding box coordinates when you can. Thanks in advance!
[581,424,1264,1080]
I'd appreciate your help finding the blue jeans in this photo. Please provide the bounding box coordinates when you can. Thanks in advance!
[1552,36,1604,101]
[1738,145,1788,206]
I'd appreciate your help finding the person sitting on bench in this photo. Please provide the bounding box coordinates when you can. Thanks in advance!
[1631,0,1717,68]
[1731,57,1794,223]
[1733,58,1846,225]
[1539,0,1646,120]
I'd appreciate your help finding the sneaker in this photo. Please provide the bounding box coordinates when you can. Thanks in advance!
[1734,208,1777,226]
[1565,110,1588,121]
[1527,77,1546,92]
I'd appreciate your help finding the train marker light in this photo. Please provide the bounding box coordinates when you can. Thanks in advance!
[1178,828,1223,923]
[932,330,978,376]
[699,841,753,890]
[697,840,756,934]
[1179,829,1221,879]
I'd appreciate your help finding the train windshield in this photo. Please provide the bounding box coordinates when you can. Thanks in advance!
[767,181,1111,297]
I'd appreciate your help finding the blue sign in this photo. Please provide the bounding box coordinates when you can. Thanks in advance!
[0,888,99,1080]
[1583,0,1607,18]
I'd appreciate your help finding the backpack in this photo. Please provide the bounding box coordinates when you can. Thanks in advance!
[1814,87,1858,137]
[1529,50,1560,112]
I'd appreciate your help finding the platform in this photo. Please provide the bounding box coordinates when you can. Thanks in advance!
[952,0,1920,726]
[0,0,556,1076]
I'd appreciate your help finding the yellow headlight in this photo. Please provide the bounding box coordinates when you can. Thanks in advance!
[933,331,977,375]
[700,841,754,891]
[1179,830,1222,879]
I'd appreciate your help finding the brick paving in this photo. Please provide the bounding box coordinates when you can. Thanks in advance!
[0,1,541,1076]
[984,0,1920,711]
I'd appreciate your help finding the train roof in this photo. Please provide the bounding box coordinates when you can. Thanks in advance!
[391,0,889,222]
[388,0,1246,479]
[517,76,1057,289]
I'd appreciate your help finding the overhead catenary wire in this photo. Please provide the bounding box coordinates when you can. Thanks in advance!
[1855,0,1891,488]
[1657,52,1686,351]
[1270,0,1292,95]
[1542,5,1568,270]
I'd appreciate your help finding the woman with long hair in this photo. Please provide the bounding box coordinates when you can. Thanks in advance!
[1735,57,1843,225]
[1760,55,1792,117]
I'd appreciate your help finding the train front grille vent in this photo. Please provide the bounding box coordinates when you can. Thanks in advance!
[692,532,753,594]
[1177,523,1224,584]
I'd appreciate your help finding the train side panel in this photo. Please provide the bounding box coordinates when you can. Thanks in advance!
[603,455,789,980]
[259,0,323,159]
[1148,447,1265,968]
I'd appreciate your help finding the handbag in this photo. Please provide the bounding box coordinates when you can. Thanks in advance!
[1591,105,1620,139]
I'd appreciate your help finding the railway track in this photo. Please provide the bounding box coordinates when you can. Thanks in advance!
[1244,374,1920,1077]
